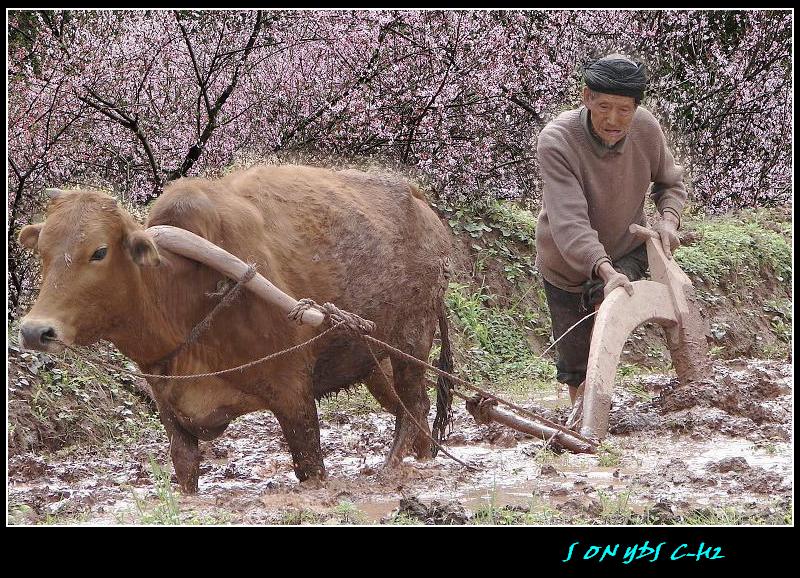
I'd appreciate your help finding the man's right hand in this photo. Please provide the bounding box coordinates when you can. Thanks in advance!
[652,214,681,260]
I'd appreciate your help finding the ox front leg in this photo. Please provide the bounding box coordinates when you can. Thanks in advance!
[272,395,326,483]
[159,409,201,494]
[386,358,432,466]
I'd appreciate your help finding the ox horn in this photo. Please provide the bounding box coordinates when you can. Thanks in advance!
[146,225,326,327]
[45,188,65,199]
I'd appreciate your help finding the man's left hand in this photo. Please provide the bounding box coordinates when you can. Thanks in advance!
[653,216,680,260]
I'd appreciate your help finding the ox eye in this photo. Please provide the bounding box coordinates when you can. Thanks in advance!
[90,247,108,261]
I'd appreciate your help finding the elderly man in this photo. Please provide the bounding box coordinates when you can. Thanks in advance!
[535,54,687,407]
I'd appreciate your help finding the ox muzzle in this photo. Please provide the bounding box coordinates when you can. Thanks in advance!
[19,318,63,352]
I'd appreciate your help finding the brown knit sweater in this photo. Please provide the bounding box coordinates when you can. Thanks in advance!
[535,106,687,292]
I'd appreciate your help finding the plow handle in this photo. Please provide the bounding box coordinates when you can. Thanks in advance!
[629,223,660,240]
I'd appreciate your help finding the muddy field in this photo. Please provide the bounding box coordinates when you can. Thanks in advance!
[7,357,792,525]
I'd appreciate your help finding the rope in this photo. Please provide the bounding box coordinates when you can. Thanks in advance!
[515,309,598,379]
[51,322,342,381]
[363,334,598,447]
[55,314,594,445]
[289,297,470,467]
[541,309,598,359]
[51,294,596,463]
[289,299,376,335]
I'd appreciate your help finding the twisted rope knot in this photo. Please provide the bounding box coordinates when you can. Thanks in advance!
[288,298,318,324]
[288,298,375,335]
[465,394,498,425]
[321,302,376,335]
[212,264,257,304]
[239,264,258,284]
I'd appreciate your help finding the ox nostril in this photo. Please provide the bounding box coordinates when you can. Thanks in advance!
[20,323,58,349]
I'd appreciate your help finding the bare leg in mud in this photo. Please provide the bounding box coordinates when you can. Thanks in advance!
[566,381,586,430]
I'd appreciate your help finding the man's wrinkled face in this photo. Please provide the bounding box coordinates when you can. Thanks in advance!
[583,87,637,147]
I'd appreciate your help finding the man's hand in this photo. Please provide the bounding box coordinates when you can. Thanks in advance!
[653,213,681,260]
[597,261,634,298]
[603,271,634,298]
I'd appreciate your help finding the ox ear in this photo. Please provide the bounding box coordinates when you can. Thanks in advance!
[125,230,161,267]
[18,224,43,251]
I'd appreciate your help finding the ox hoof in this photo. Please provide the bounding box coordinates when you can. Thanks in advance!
[178,480,199,494]
[383,454,408,469]
[298,475,326,490]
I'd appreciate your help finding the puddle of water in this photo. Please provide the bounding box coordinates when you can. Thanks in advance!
[348,431,793,523]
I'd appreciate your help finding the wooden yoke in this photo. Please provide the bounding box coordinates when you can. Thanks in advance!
[147,225,327,327]
[578,224,710,441]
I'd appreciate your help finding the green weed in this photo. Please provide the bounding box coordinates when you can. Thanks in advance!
[279,509,323,525]
[675,216,791,287]
[596,441,622,468]
[130,456,182,525]
[331,500,367,525]
[597,489,638,523]
[470,492,559,525]
[680,506,752,525]
[445,282,555,389]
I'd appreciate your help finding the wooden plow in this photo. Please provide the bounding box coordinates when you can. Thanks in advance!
[451,223,711,452]
[574,224,711,441]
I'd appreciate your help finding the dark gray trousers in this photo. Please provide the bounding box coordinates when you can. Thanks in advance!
[542,243,649,388]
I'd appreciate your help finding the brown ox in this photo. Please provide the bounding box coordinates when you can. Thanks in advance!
[18,165,453,493]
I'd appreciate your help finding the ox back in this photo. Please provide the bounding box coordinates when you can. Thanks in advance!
[147,165,450,394]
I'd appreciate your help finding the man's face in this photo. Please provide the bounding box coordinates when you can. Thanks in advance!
[582,87,637,147]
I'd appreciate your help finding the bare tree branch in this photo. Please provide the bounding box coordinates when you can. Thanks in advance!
[164,11,265,184]
[77,87,162,191]
[277,17,396,152]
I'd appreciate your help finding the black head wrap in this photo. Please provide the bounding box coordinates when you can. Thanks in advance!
[583,54,648,101]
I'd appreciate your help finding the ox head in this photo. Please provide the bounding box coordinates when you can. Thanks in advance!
[18,188,161,353]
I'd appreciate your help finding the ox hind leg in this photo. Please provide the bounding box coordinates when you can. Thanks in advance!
[365,357,431,460]
[270,389,326,483]
[364,357,400,414]
[385,353,433,466]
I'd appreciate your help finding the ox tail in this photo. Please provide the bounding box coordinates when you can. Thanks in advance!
[431,304,455,456]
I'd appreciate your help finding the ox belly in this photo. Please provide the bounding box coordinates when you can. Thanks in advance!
[162,377,266,441]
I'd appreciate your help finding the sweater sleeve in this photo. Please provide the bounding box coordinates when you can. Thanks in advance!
[538,136,609,278]
[649,122,688,221]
